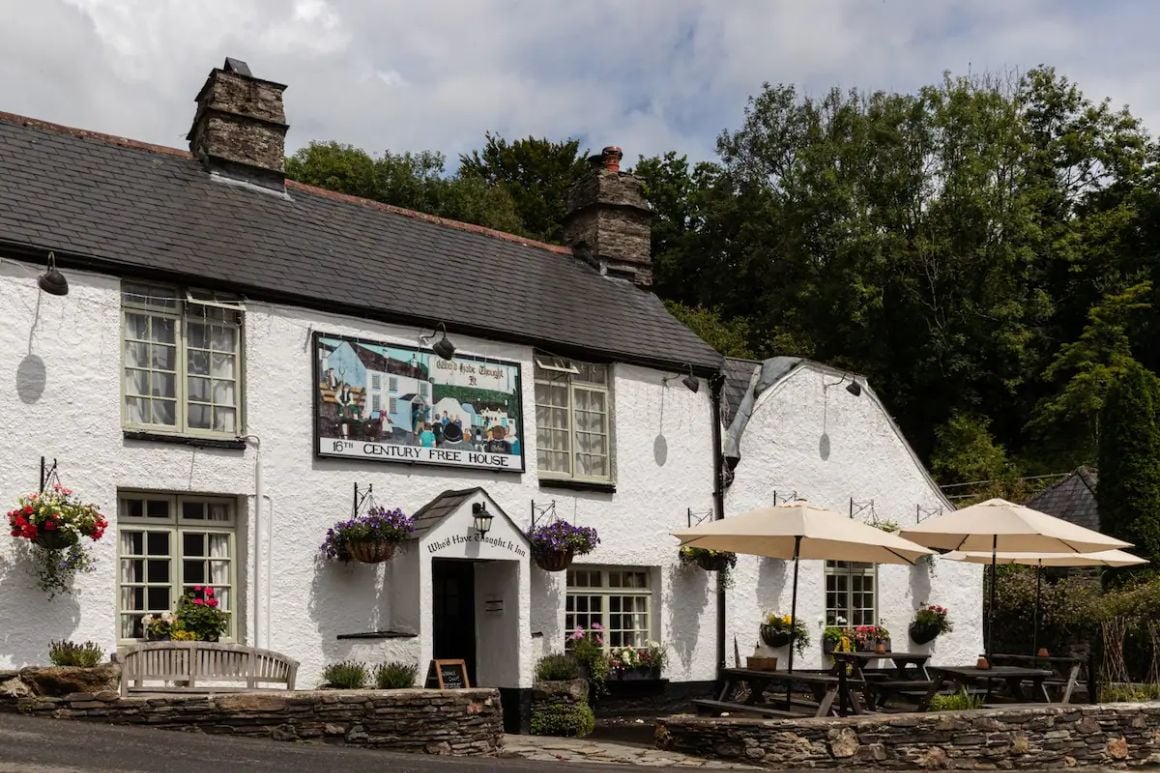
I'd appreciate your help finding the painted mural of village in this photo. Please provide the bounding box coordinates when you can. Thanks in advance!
[314,333,524,471]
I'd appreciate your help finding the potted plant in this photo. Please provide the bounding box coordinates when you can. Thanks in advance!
[909,602,952,645]
[7,484,108,597]
[320,506,415,564]
[567,625,610,699]
[822,626,853,655]
[853,625,890,652]
[760,612,809,655]
[608,642,666,680]
[141,611,175,641]
[173,585,228,641]
[527,521,599,572]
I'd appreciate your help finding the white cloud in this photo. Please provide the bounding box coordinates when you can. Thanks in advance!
[2,0,1157,167]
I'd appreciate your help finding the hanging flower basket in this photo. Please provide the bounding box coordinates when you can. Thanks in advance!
[527,521,599,573]
[909,603,952,644]
[534,548,574,572]
[320,506,415,564]
[760,624,793,649]
[679,546,737,573]
[33,529,79,551]
[909,622,941,645]
[8,483,107,598]
[347,538,397,564]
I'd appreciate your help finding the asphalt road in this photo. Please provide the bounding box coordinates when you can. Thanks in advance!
[0,713,636,772]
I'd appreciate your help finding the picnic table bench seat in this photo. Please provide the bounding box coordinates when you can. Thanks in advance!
[118,641,299,696]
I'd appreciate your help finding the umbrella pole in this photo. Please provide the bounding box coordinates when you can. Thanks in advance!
[1033,560,1042,656]
[786,536,801,710]
[987,535,997,660]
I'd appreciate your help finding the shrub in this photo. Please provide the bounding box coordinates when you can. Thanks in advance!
[1100,682,1160,703]
[536,654,580,681]
[48,640,103,668]
[323,660,368,689]
[529,702,595,737]
[929,691,984,711]
[373,661,418,689]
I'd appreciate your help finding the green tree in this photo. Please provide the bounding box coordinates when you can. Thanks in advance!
[1097,362,1160,575]
[662,301,754,359]
[458,133,588,242]
[930,412,1012,486]
[1029,282,1152,460]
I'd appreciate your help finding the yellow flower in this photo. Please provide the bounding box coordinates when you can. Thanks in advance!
[782,614,792,624]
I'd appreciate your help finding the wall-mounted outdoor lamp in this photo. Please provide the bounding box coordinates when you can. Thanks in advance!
[472,502,494,536]
[38,252,69,296]
[420,322,456,361]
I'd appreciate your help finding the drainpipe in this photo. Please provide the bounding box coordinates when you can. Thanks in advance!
[241,435,263,648]
[709,374,727,676]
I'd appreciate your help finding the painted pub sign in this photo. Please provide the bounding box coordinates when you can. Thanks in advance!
[314,332,524,472]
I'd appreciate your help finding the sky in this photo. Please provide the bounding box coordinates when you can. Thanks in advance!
[2,0,1158,168]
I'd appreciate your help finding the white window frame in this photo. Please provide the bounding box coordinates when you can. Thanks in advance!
[534,357,613,483]
[824,561,878,627]
[120,281,245,438]
[565,567,653,650]
[116,492,239,644]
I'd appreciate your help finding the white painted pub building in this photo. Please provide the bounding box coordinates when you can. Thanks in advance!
[0,59,980,720]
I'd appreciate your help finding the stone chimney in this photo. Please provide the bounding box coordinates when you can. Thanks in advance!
[563,146,653,286]
[186,58,288,191]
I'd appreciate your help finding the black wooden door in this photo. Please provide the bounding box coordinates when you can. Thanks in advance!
[432,559,476,686]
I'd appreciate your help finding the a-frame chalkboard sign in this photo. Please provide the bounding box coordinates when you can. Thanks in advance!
[425,659,470,689]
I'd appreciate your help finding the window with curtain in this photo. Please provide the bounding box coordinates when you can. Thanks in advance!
[534,357,612,482]
[117,493,237,642]
[565,568,651,649]
[121,282,244,436]
[824,561,878,626]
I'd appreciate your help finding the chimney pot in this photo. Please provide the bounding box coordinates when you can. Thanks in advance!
[601,146,623,172]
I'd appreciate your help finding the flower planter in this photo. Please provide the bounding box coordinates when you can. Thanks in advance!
[909,622,941,645]
[611,667,660,681]
[823,639,837,655]
[534,549,574,572]
[347,539,397,564]
[33,530,79,551]
[760,624,793,649]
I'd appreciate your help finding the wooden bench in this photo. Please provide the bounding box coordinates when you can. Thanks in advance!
[693,699,801,718]
[118,642,299,696]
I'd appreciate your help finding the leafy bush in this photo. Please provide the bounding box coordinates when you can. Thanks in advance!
[1100,682,1160,703]
[323,660,368,689]
[929,691,984,711]
[48,640,103,667]
[529,702,595,737]
[373,661,418,689]
[536,654,580,681]
[174,586,228,641]
[568,626,610,692]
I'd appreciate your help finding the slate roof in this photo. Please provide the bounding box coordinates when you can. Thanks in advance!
[1026,467,1100,533]
[721,357,761,425]
[411,489,480,538]
[0,112,722,374]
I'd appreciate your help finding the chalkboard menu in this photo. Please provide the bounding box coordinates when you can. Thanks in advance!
[425,659,470,689]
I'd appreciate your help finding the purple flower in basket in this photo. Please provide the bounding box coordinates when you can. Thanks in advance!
[319,506,416,562]
[526,521,599,558]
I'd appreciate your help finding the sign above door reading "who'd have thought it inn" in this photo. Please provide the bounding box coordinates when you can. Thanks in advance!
[313,332,525,472]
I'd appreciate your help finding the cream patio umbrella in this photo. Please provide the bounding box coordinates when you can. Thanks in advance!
[672,500,934,674]
[943,549,1147,655]
[900,498,1133,658]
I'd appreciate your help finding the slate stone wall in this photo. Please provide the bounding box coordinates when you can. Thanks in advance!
[0,683,503,756]
[656,703,1160,769]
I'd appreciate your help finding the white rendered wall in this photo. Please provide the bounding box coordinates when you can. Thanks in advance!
[724,363,984,668]
[0,260,718,689]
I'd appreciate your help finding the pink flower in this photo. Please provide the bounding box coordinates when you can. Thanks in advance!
[193,585,203,592]
[569,626,585,641]
[591,622,603,631]
[204,587,214,597]
[192,598,204,606]
[207,598,219,608]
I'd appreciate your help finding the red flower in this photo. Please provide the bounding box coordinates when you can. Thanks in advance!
[43,519,57,531]
[193,585,203,592]
[22,505,33,515]
[204,587,214,597]
[192,598,204,606]
[207,598,219,608]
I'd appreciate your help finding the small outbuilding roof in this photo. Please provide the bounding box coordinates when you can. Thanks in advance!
[1025,467,1100,534]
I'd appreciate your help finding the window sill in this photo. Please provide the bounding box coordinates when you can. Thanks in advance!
[123,430,248,450]
[336,630,418,640]
[538,477,616,494]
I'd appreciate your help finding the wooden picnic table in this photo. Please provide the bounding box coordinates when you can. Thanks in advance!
[695,668,865,719]
[918,665,1054,710]
[831,651,932,710]
[989,653,1084,704]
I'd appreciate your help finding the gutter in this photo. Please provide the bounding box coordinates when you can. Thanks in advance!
[709,373,727,675]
